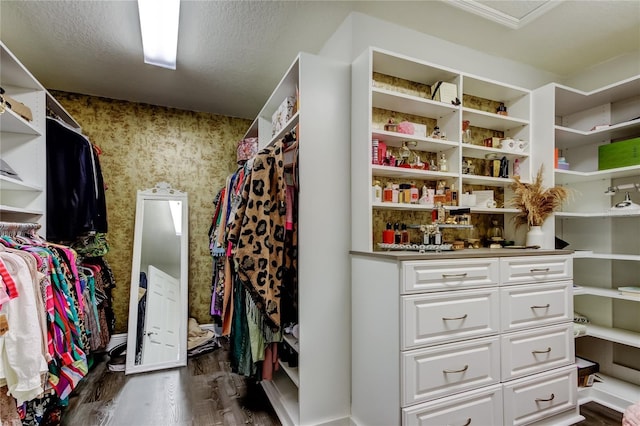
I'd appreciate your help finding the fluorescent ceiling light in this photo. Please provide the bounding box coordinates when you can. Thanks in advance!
[169,200,182,236]
[137,0,180,69]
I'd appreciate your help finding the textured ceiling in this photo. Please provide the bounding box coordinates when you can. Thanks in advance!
[1,1,639,119]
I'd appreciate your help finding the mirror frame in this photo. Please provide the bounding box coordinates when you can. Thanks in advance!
[125,182,189,375]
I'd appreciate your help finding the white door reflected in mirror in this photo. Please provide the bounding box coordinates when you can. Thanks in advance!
[125,182,188,375]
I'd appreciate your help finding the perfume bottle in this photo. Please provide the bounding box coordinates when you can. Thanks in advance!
[372,180,382,203]
[382,222,394,244]
[438,152,448,172]
[400,224,409,244]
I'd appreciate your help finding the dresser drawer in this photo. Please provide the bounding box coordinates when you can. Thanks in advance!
[500,281,573,333]
[402,259,499,294]
[503,365,577,426]
[402,288,500,350]
[402,336,500,406]
[500,256,572,286]
[501,323,574,381]
[402,384,503,426]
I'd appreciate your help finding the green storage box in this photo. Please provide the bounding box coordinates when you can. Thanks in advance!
[598,137,640,170]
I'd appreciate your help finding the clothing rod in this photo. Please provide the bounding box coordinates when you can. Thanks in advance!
[0,221,42,234]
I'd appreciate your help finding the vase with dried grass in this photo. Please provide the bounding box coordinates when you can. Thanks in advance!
[509,165,569,247]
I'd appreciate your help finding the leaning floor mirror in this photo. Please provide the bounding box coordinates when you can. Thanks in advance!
[125,182,188,375]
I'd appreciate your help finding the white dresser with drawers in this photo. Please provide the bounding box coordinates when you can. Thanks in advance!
[351,249,583,426]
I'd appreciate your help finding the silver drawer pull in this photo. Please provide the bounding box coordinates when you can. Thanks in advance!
[442,314,468,321]
[442,273,468,278]
[443,365,469,374]
[530,304,550,309]
[532,347,552,354]
[535,393,555,402]
[530,268,550,273]
[449,418,472,426]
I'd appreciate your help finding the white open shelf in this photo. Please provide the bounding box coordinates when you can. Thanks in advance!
[461,143,529,161]
[462,107,529,131]
[555,119,640,149]
[0,107,41,135]
[0,175,43,191]
[0,204,44,215]
[371,164,458,180]
[556,210,640,218]
[372,87,458,118]
[555,165,640,184]
[573,285,640,302]
[576,324,640,349]
[261,371,299,426]
[573,252,640,261]
[371,129,459,151]
[461,174,524,187]
[578,373,640,413]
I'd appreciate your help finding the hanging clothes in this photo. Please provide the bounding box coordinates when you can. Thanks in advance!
[46,117,108,242]
[228,140,287,332]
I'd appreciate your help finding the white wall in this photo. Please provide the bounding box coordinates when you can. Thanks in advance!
[320,12,640,93]
[320,12,558,90]
[562,52,640,92]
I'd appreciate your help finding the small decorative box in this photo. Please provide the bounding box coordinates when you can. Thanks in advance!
[237,137,258,164]
[272,96,296,136]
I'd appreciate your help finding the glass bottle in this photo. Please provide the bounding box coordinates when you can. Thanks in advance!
[394,223,401,244]
[372,180,382,203]
[400,224,409,244]
[410,182,419,203]
[488,219,504,242]
[438,152,448,172]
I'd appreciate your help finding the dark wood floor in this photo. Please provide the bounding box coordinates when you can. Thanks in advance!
[575,401,623,426]
[61,340,623,426]
[61,339,281,426]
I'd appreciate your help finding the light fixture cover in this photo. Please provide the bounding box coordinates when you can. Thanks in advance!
[137,0,180,69]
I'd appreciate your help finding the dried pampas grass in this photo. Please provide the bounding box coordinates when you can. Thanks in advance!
[509,165,569,229]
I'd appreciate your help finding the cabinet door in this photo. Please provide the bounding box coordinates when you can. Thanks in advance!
[500,256,572,286]
[402,336,500,406]
[402,287,499,350]
[402,259,499,294]
[500,281,573,332]
[502,365,577,426]
[501,323,574,381]
[402,384,503,426]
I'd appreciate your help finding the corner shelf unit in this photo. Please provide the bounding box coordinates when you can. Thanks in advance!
[351,47,532,252]
[1,41,80,235]
[534,75,640,409]
[242,52,351,426]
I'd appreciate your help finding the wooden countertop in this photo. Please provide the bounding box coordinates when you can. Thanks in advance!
[350,248,574,261]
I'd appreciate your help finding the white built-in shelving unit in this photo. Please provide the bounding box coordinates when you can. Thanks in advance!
[351,48,533,251]
[242,52,351,426]
[1,41,80,235]
[534,75,640,409]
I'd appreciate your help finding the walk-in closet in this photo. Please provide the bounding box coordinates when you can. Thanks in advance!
[1,2,638,426]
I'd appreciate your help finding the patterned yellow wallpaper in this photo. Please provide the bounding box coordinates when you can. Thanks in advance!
[52,91,250,333]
